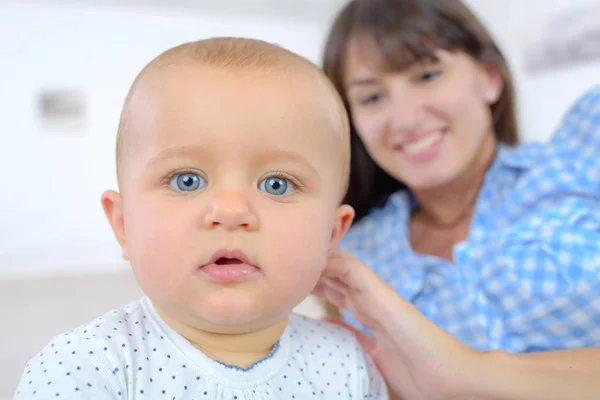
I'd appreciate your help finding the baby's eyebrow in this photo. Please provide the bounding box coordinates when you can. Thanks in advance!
[145,146,320,177]
[254,148,320,177]
[145,145,210,169]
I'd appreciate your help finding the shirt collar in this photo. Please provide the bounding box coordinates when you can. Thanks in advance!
[386,142,538,209]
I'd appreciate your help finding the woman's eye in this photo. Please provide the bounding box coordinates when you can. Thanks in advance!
[419,69,442,82]
[169,173,207,192]
[258,176,294,196]
[360,93,382,106]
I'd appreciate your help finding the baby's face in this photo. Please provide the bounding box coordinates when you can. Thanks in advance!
[112,64,352,332]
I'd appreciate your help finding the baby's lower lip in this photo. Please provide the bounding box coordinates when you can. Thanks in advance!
[199,263,260,284]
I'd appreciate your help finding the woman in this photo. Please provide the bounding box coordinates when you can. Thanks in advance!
[315,0,600,398]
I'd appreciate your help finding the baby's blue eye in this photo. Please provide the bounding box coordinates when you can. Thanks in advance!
[169,173,207,192]
[259,177,293,196]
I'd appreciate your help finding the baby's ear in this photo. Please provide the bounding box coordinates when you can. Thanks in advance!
[101,190,129,260]
[328,204,355,253]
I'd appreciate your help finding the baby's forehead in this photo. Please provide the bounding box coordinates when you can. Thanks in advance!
[116,39,349,192]
[129,62,343,141]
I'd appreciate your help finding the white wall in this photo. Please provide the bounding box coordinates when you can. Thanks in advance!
[1,0,599,279]
[0,1,329,278]
[465,0,600,142]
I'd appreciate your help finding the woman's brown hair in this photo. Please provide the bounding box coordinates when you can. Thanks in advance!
[323,0,519,221]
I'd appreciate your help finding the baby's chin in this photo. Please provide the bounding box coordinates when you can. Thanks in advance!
[152,290,281,331]
[195,301,292,333]
[153,295,288,336]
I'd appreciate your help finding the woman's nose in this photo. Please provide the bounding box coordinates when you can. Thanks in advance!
[388,90,426,134]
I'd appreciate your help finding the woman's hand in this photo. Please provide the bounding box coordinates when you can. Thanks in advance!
[315,251,600,400]
[314,251,480,400]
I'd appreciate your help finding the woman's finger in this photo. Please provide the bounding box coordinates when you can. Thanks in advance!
[323,251,379,291]
[321,276,350,293]
[312,281,345,309]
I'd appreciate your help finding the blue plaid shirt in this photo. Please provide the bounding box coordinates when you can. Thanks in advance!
[340,87,600,353]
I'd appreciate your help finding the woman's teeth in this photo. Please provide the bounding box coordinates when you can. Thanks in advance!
[402,131,442,154]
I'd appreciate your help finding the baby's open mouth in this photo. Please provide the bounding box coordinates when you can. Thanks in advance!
[200,251,260,283]
[214,257,243,265]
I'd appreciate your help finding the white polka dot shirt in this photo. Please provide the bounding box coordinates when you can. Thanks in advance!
[14,297,388,399]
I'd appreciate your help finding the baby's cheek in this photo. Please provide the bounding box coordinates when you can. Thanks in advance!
[128,217,188,292]
[269,222,329,290]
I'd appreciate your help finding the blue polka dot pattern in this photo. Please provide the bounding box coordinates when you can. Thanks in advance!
[340,87,600,353]
[14,297,387,399]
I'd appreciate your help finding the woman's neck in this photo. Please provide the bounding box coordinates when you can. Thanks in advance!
[156,306,288,368]
[412,138,496,228]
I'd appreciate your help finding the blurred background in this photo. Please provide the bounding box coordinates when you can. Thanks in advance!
[0,0,598,396]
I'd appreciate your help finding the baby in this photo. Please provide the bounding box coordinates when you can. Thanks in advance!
[14,38,388,399]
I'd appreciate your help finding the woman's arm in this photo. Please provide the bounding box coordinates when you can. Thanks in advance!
[467,347,600,400]
[315,251,600,400]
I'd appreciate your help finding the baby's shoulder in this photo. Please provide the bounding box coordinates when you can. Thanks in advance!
[71,298,147,342]
[29,298,150,367]
[14,299,149,398]
[287,313,362,355]
[285,314,387,398]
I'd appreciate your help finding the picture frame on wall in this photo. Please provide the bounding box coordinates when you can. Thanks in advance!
[38,89,86,134]
[525,3,600,72]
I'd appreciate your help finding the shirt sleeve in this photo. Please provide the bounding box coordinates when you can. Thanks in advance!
[13,331,126,399]
[478,87,600,350]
